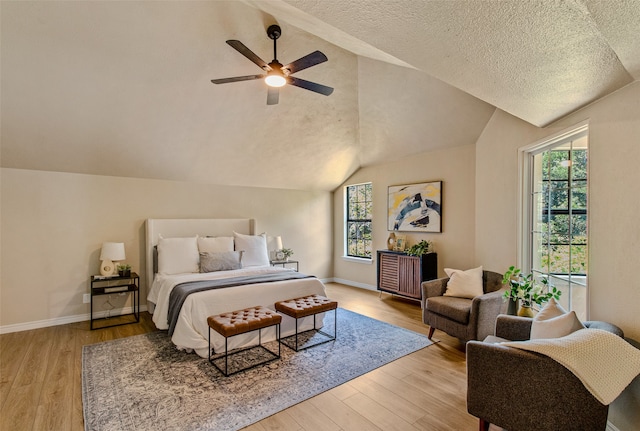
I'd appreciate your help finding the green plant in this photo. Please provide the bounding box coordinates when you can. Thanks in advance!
[117,263,131,271]
[405,240,432,256]
[281,248,294,259]
[502,265,561,307]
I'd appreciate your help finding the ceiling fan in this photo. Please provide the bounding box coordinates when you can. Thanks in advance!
[211,25,334,105]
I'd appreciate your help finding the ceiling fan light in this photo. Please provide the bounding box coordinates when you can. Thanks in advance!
[265,73,286,88]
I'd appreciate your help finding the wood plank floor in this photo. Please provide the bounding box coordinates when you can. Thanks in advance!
[0,282,489,431]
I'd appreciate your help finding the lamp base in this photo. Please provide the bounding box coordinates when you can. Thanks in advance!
[100,259,115,276]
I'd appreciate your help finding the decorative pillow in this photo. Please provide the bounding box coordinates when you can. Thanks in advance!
[530,310,585,339]
[443,266,484,299]
[233,232,270,267]
[534,298,567,321]
[200,251,243,273]
[157,236,199,275]
[197,236,234,253]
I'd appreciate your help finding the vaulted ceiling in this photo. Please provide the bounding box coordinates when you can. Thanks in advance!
[2,1,638,191]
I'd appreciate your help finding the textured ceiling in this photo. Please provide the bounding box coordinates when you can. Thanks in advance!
[2,1,638,191]
[277,0,638,127]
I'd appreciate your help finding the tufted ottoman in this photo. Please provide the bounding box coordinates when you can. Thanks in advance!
[274,294,338,351]
[207,306,281,376]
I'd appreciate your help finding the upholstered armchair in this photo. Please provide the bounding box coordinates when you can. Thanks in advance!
[421,270,506,343]
[466,315,625,431]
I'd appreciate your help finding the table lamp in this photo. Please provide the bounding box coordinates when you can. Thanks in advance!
[99,242,126,276]
[273,236,285,260]
[274,236,283,252]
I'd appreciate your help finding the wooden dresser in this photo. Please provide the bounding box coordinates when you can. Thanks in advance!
[377,250,438,300]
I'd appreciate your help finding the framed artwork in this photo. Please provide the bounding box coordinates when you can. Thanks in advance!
[394,234,406,251]
[388,181,442,232]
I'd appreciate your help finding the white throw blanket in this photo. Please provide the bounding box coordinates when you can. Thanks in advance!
[501,328,640,405]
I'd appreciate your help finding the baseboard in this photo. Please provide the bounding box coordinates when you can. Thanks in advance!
[331,278,377,291]
[0,305,148,334]
[318,277,335,284]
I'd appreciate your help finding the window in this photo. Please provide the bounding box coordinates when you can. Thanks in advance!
[345,183,372,259]
[522,126,588,319]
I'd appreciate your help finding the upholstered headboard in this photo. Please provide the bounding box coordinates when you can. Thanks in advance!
[145,218,255,292]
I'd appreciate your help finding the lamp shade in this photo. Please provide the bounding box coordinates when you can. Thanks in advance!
[100,242,126,261]
[274,236,283,251]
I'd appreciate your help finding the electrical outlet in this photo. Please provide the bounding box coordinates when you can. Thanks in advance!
[83,293,91,304]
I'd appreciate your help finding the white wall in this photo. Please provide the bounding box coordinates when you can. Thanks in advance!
[333,144,477,288]
[474,109,549,269]
[475,82,640,431]
[0,168,333,330]
[476,82,640,340]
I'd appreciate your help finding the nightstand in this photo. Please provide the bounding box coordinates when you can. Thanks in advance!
[90,272,140,330]
[270,260,299,272]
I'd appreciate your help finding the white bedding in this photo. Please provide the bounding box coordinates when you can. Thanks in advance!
[148,266,327,358]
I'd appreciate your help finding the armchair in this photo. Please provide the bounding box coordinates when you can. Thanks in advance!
[467,315,625,431]
[421,270,506,343]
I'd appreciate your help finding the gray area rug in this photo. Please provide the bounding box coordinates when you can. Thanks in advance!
[82,308,432,431]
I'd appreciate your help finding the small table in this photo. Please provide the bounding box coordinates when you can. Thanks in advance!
[270,259,299,271]
[90,272,140,330]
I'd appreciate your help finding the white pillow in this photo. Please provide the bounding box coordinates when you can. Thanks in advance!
[534,297,567,321]
[530,311,585,339]
[197,236,234,253]
[443,266,484,299]
[233,232,270,267]
[157,236,199,275]
[530,298,585,339]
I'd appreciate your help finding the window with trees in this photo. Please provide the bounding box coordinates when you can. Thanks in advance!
[345,183,372,259]
[526,127,588,319]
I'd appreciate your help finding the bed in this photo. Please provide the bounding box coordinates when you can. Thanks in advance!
[145,218,327,358]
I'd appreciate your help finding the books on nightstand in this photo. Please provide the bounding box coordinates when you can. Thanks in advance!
[93,274,120,280]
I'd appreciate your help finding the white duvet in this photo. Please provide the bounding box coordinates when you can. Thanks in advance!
[148,266,327,358]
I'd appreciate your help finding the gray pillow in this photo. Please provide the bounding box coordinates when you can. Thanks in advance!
[199,251,243,273]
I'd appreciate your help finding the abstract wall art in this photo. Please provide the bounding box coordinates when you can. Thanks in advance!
[388,181,442,232]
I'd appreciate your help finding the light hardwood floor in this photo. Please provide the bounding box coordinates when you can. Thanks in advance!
[0,282,487,431]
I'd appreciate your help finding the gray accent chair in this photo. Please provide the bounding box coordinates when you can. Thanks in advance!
[421,270,506,343]
[467,315,625,431]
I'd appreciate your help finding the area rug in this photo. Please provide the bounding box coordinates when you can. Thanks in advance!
[82,308,432,431]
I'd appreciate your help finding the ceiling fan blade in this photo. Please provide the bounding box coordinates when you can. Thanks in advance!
[267,87,279,105]
[283,51,328,75]
[226,40,270,70]
[211,74,264,84]
[287,76,334,96]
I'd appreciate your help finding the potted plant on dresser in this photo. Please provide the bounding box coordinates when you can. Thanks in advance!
[405,239,433,256]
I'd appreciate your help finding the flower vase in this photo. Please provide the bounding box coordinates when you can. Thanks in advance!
[517,304,534,318]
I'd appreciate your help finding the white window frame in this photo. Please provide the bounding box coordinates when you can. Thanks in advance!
[517,121,589,316]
